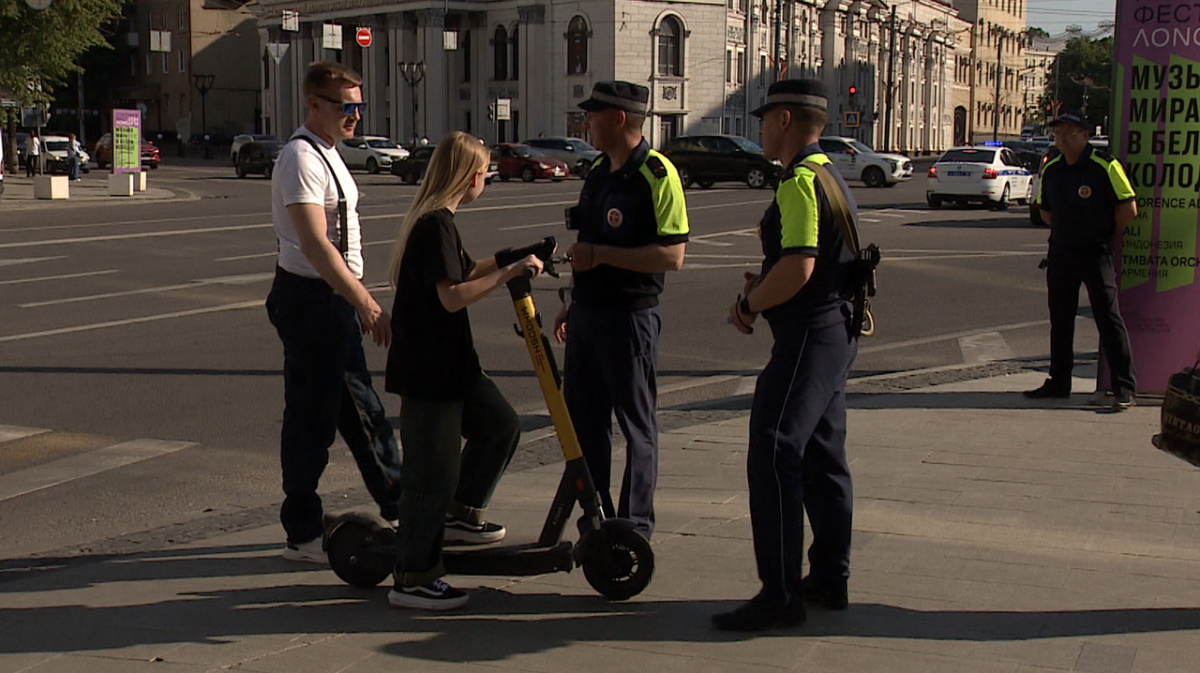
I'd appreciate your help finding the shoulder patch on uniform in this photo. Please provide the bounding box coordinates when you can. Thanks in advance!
[646,155,668,179]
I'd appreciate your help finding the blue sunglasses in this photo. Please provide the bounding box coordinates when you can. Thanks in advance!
[315,93,367,116]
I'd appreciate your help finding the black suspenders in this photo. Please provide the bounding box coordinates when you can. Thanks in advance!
[290,135,350,263]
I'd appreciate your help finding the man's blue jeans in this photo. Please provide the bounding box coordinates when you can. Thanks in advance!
[266,267,402,545]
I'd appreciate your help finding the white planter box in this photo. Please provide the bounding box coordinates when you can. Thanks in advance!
[34,175,69,200]
[108,173,135,197]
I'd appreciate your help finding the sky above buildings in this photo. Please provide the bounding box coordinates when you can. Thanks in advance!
[1026,0,1116,36]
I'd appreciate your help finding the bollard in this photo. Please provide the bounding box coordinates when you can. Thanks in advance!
[33,175,69,200]
[107,173,135,197]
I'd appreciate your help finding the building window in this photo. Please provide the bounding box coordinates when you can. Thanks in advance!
[759,54,767,85]
[567,16,588,74]
[493,26,508,80]
[737,49,746,84]
[178,50,185,73]
[463,30,471,82]
[659,114,681,143]
[163,52,169,74]
[147,53,153,75]
[178,7,184,29]
[725,49,733,83]
[131,55,138,76]
[511,26,519,80]
[657,16,683,76]
[164,93,170,115]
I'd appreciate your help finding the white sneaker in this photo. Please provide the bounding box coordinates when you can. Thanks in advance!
[281,537,328,564]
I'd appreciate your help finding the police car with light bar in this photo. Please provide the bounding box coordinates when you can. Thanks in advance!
[926,143,1033,210]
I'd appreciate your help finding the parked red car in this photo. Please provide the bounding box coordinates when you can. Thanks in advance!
[491,143,569,182]
[93,133,162,169]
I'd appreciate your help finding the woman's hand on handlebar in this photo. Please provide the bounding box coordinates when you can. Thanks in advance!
[504,253,544,280]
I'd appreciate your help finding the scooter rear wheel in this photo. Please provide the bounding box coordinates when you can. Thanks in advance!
[326,519,394,588]
[582,521,655,600]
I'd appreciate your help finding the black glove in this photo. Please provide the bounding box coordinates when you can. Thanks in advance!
[495,236,556,268]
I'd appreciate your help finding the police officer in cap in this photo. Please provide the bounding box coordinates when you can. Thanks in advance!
[1025,109,1138,410]
[713,78,857,631]
[553,81,689,540]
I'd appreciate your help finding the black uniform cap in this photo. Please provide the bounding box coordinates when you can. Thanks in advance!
[1047,108,1090,131]
[578,81,650,115]
[750,78,828,118]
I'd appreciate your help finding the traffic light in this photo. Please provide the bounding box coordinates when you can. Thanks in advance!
[488,102,496,122]
[848,85,858,111]
[848,85,857,96]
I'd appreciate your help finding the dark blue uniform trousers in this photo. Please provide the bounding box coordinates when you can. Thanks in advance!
[749,318,856,605]
[1046,251,1136,394]
[266,268,403,545]
[564,303,661,538]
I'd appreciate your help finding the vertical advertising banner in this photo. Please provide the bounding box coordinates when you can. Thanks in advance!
[1113,0,1200,391]
[112,109,142,175]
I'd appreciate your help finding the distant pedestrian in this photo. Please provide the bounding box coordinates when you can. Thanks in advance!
[713,79,858,632]
[25,131,40,177]
[1024,109,1138,411]
[385,131,542,611]
[265,61,402,564]
[67,133,82,181]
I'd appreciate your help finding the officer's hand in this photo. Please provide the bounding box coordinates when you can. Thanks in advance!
[567,242,598,272]
[729,301,755,335]
[554,304,570,343]
[743,272,761,296]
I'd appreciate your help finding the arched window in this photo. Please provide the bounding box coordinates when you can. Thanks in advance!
[657,16,683,76]
[512,26,519,79]
[493,26,508,80]
[567,16,588,74]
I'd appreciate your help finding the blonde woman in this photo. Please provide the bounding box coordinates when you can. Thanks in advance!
[384,131,543,610]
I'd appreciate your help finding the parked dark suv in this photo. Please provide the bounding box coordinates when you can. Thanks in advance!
[660,134,779,189]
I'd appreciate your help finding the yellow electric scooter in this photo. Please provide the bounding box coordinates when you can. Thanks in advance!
[322,237,654,600]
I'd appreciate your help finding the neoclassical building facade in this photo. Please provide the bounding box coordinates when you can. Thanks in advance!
[251,0,979,153]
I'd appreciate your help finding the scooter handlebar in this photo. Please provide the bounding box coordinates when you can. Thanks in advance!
[496,236,559,278]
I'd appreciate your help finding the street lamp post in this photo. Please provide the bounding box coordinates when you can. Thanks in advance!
[192,73,215,159]
[398,61,425,146]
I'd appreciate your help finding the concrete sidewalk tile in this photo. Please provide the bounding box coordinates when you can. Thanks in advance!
[970,637,1083,670]
[215,638,378,673]
[17,654,208,672]
[850,568,973,603]
[1072,641,1138,673]
[887,553,1071,590]
[800,639,1018,673]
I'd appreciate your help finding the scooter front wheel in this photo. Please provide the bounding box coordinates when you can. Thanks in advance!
[326,518,394,588]
[581,520,655,600]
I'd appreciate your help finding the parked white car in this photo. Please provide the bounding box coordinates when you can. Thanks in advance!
[336,136,410,174]
[230,134,279,165]
[39,135,90,174]
[926,145,1033,210]
[818,136,913,187]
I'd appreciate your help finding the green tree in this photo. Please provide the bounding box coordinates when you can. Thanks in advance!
[1047,36,1114,133]
[0,0,123,169]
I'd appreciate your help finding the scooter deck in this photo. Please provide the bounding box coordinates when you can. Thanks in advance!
[445,541,575,576]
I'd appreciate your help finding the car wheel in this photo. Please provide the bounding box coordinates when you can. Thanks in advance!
[992,184,1011,210]
[404,171,418,185]
[862,166,886,188]
[677,168,692,189]
[927,194,942,209]
[746,168,768,189]
[236,163,247,179]
[552,178,564,183]
[500,174,511,182]
[230,152,238,166]
[576,161,591,178]
[264,164,273,179]
[521,167,536,182]
[366,157,379,174]
[697,180,715,189]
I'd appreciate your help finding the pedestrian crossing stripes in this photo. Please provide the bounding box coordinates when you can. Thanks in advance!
[0,425,195,502]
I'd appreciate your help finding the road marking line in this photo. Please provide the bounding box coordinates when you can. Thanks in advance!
[958,331,1014,364]
[19,272,274,308]
[859,320,1049,355]
[0,223,271,250]
[872,211,907,218]
[888,251,1041,262]
[498,221,561,231]
[0,300,262,343]
[0,256,67,267]
[0,270,121,286]
[0,438,196,502]
[861,218,882,223]
[216,251,277,262]
[0,425,51,444]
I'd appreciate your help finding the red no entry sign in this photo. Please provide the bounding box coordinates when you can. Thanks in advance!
[355,27,372,47]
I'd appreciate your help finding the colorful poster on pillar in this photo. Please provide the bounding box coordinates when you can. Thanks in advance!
[112,109,142,175]
[1112,0,1200,391]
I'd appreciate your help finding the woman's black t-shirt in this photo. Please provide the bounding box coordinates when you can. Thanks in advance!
[385,208,482,400]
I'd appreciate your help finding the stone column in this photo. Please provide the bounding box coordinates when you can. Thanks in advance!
[415,9,448,143]
[518,4,548,139]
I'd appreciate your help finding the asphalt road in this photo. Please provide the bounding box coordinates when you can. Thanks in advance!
[0,159,1068,559]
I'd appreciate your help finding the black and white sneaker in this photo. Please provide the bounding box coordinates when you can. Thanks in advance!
[444,516,506,544]
[388,580,469,611]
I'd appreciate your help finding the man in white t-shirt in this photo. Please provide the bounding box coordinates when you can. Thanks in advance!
[266,61,402,563]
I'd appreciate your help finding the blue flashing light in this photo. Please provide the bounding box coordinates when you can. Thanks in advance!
[983,141,1004,146]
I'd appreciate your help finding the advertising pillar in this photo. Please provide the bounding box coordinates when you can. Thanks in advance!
[112,109,142,175]
[1113,0,1200,391]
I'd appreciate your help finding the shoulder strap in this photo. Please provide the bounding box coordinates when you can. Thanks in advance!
[800,160,859,255]
[290,135,350,262]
